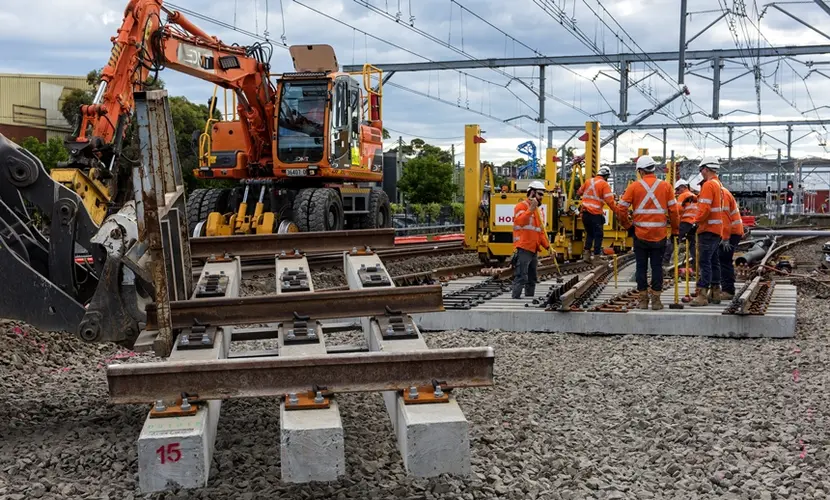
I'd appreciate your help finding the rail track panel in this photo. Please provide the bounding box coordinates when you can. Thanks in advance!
[414,260,797,338]
[343,251,474,478]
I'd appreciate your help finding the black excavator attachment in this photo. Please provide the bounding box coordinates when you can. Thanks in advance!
[0,134,147,346]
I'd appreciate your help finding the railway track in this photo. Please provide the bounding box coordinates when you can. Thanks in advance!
[193,239,466,277]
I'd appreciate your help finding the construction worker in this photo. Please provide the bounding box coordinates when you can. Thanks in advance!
[616,156,680,310]
[719,185,744,300]
[577,165,616,262]
[511,180,551,299]
[691,157,728,307]
[675,178,698,263]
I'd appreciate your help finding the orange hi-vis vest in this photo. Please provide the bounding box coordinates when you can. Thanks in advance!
[677,190,698,224]
[513,199,551,253]
[722,187,743,236]
[695,176,727,237]
[616,174,680,242]
[577,176,617,215]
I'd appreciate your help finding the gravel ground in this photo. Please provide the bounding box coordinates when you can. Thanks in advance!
[2,244,829,499]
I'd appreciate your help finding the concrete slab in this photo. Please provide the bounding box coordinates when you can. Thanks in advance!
[345,253,472,477]
[276,255,345,484]
[136,259,239,493]
[415,274,797,338]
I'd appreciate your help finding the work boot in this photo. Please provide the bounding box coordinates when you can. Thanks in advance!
[691,288,709,307]
[637,290,650,310]
[721,290,735,301]
[709,286,722,304]
[525,287,536,298]
[582,249,592,263]
[650,289,664,310]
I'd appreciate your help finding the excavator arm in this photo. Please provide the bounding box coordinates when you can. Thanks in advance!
[67,0,274,180]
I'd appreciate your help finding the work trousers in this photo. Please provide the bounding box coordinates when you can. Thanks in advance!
[582,211,605,255]
[696,231,722,289]
[663,221,697,264]
[719,233,742,294]
[511,248,538,299]
[634,237,666,292]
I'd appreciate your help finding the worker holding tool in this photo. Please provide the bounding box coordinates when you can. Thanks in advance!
[511,180,551,299]
[576,165,616,262]
[616,156,680,310]
[691,157,728,307]
[719,185,744,300]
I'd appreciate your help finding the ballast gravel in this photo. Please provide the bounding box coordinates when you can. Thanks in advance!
[1,245,829,499]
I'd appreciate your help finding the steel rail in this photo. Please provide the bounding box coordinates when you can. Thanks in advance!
[191,240,466,275]
[189,228,396,259]
[107,346,495,403]
[145,285,444,329]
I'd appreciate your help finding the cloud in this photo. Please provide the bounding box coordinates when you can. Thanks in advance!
[1,0,830,170]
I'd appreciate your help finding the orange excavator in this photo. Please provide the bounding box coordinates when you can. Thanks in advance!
[0,0,391,344]
[64,0,390,234]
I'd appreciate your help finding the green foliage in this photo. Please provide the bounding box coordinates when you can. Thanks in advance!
[382,128,390,140]
[425,202,441,221]
[410,203,426,222]
[398,154,457,205]
[60,89,93,129]
[450,202,464,220]
[390,203,404,215]
[19,137,69,171]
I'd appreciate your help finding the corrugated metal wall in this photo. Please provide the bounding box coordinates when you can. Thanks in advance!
[0,73,89,138]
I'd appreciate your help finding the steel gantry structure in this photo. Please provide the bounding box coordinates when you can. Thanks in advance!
[343,44,830,125]
[546,119,830,165]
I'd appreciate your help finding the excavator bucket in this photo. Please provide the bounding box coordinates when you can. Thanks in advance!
[289,44,339,73]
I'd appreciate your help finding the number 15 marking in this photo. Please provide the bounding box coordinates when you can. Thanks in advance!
[156,443,182,464]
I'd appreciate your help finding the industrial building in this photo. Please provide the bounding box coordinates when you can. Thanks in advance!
[0,73,89,143]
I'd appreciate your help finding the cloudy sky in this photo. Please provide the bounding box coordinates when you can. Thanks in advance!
[3,0,830,179]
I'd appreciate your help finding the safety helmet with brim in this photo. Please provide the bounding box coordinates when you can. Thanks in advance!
[635,155,656,172]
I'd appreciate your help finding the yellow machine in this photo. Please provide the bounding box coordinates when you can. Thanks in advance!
[204,183,282,236]
[464,121,633,263]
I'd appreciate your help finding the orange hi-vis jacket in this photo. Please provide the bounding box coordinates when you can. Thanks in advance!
[577,175,617,215]
[677,190,698,224]
[616,173,680,242]
[722,187,743,236]
[513,199,551,253]
[694,176,727,237]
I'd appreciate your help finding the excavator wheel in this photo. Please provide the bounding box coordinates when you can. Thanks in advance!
[292,188,316,232]
[308,188,344,232]
[358,187,391,229]
[199,188,231,222]
[187,188,208,234]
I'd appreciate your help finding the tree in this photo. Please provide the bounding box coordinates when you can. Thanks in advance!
[19,137,69,171]
[398,154,456,204]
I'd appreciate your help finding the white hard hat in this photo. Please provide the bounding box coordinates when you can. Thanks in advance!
[688,173,704,192]
[527,180,546,191]
[597,166,611,177]
[636,155,656,172]
[674,178,689,190]
[698,156,721,170]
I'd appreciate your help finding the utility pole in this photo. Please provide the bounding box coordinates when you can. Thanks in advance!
[678,0,688,84]
[777,149,782,222]
[396,136,403,204]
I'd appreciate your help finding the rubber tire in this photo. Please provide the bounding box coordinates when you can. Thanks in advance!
[308,188,344,232]
[292,188,316,232]
[358,188,391,229]
[199,188,230,222]
[187,188,208,234]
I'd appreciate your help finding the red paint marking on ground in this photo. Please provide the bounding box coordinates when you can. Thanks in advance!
[792,347,801,354]
[97,350,137,368]
[793,369,801,383]
[799,440,807,459]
